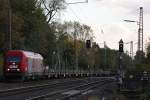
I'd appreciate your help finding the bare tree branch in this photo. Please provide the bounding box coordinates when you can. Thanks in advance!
[39,0,66,23]
[47,11,57,23]
[41,0,49,11]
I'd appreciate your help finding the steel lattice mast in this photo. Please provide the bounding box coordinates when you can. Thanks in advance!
[138,7,143,52]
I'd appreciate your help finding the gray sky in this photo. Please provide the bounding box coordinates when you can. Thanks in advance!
[60,0,150,54]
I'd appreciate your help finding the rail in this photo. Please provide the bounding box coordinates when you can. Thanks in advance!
[0,78,85,98]
[27,78,115,100]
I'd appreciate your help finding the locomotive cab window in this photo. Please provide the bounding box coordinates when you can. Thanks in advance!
[6,56,21,63]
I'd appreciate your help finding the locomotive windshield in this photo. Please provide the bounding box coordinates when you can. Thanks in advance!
[6,56,21,63]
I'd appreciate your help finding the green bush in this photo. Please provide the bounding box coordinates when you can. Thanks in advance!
[130,64,150,73]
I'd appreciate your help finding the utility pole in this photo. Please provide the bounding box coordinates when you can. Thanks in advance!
[137,7,144,63]
[124,7,144,53]
[104,41,107,69]
[138,7,143,52]
[128,41,134,66]
[8,0,12,50]
[124,7,144,63]
[125,41,133,59]
[130,41,133,59]
[5,0,12,50]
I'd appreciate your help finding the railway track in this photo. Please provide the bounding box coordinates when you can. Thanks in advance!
[0,78,79,91]
[0,79,55,90]
[27,78,115,100]
[57,82,113,100]
[0,77,99,100]
[0,77,115,100]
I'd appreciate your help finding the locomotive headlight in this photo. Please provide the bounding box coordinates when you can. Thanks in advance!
[7,68,10,71]
[17,68,20,71]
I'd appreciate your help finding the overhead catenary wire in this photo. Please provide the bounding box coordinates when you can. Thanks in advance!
[64,1,89,72]
[67,5,82,22]
[65,0,89,23]
[66,0,88,4]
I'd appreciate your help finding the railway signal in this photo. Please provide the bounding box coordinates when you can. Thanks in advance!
[119,39,124,52]
[118,39,124,90]
[86,40,91,48]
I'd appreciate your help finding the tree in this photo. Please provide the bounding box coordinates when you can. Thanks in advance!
[0,0,11,51]
[0,0,57,65]
[38,0,66,23]
[64,21,94,41]
[79,24,93,41]
[134,51,146,64]
[52,21,95,70]
[146,41,150,64]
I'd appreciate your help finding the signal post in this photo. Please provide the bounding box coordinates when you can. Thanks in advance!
[86,40,91,76]
[118,39,124,90]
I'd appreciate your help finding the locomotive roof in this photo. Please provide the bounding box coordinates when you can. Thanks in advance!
[23,51,43,60]
[7,50,43,60]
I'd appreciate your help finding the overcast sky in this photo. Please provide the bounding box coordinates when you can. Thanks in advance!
[60,0,150,54]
